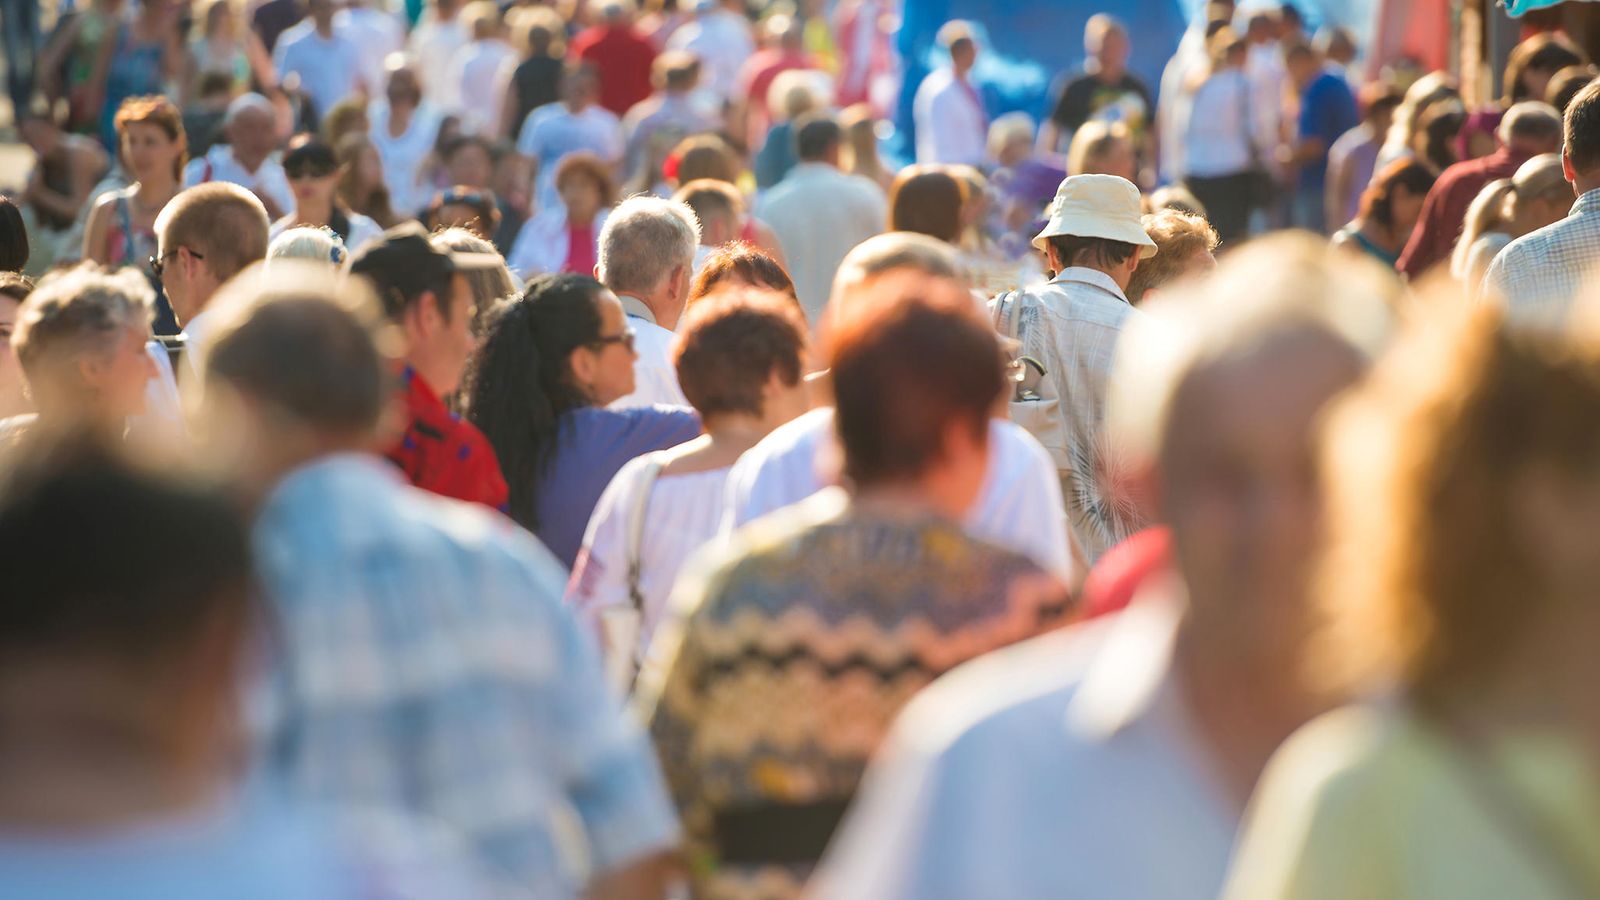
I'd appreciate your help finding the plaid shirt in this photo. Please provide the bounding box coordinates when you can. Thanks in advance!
[1484,189,1600,329]
[386,368,510,512]
[993,268,1144,563]
[251,454,679,898]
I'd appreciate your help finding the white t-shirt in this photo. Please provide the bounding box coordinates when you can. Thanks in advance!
[446,40,519,137]
[722,407,1075,582]
[912,68,988,166]
[566,457,732,685]
[335,6,405,100]
[368,101,443,218]
[182,144,295,217]
[407,18,470,109]
[272,23,365,120]
[609,305,688,409]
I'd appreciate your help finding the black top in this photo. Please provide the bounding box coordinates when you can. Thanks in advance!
[508,56,565,140]
[1049,69,1154,142]
[251,0,304,55]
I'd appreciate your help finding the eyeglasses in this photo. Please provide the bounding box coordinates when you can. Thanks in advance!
[590,327,636,353]
[285,162,337,180]
[149,247,204,279]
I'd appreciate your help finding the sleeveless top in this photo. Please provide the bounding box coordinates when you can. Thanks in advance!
[1336,224,1400,268]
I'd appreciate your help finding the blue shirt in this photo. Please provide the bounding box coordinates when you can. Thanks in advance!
[1298,70,1359,189]
[251,454,680,897]
[535,405,701,569]
[0,790,491,899]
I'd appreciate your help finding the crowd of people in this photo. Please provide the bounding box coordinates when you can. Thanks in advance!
[2,0,1600,897]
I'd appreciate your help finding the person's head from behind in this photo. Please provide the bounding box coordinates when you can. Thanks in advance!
[1066,120,1137,182]
[1504,31,1587,106]
[307,0,337,29]
[1085,13,1129,74]
[13,265,158,425]
[1358,160,1437,238]
[937,21,978,75]
[222,93,277,167]
[348,222,492,396]
[430,227,515,327]
[688,243,798,312]
[154,182,271,326]
[1507,152,1572,235]
[1315,291,1600,710]
[655,50,701,95]
[114,96,187,183]
[1313,25,1356,67]
[426,185,500,239]
[462,0,501,41]
[1034,174,1156,291]
[794,112,844,167]
[674,179,743,247]
[556,152,619,225]
[674,289,808,432]
[669,134,741,187]
[266,226,348,268]
[768,70,825,125]
[987,112,1035,168]
[0,439,254,802]
[1359,83,1404,134]
[827,284,1002,519]
[1415,100,1466,172]
[1500,99,1563,157]
[463,274,636,528]
[383,58,424,110]
[596,196,700,329]
[821,232,965,367]
[840,104,883,172]
[1284,41,1321,90]
[1124,210,1219,305]
[1107,234,1395,664]
[1206,26,1248,73]
[0,195,26,274]
[1562,79,1600,188]
[1545,65,1596,114]
[0,273,34,419]
[194,262,400,484]
[888,166,966,245]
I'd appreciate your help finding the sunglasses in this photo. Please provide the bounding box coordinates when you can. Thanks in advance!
[590,327,636,353]
[285,162,338,180]
[149,247,204,278]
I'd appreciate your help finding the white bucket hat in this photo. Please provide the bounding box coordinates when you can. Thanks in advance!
[1032,174,1158,259]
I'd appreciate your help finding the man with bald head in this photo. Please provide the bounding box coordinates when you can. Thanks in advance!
[182,93,292,221]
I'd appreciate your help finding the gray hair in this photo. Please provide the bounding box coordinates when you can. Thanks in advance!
[597,196,700,297]
[1107,233,1398,467]
[267,226,348,267]
[14,264,153,400]
[1499,99,1563,146]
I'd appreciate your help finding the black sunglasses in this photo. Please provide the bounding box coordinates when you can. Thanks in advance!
[285,161,338,179]
[150,247,204,278]
[590,327,636,353]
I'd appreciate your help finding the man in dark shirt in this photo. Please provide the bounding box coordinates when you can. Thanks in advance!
[1397,100,1563,280]
[251,0,304,55]
[1039,14,1154,174]
[503,14,564,142]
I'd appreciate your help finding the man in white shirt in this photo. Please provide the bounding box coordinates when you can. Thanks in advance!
[811,234,1394,900]
[407,0,470,110]
[721,232,1073,583]
[515,63,623,215]
[666,0,755,106]
[757,113,887,321]
[335,0,405,99]
[272,0,368,121]
[153,183,272,361]
[445,1,519,137]
[597,196,699,408]
[912,21,988,166]
[182,93,293,222]
[368,61,443,219]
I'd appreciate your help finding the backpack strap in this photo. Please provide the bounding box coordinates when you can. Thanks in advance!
[625,453,668,615]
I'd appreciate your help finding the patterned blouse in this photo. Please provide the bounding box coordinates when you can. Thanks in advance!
[637,491,1074,899]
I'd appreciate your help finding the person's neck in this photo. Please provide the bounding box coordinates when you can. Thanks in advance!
[232,145,268,172]
[1573,173,1600,198]
[627,289,680,331]
[663,415,770,474]
[1088,59,1122,82]
[315,19,334,38]
[1172,617,1326,808]
[567,208,597,228]
[404,353,454,400]
[297,196,333,225]
[0,671,226,831]
[389,102,414,133]
[134,174,178,205]
[852,478,967,523]
[1359,217,1404,253]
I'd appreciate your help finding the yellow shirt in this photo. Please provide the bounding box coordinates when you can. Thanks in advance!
[1225,704,1600,900]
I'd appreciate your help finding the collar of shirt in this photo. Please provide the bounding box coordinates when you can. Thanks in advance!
[618,294,658,325]
[1050,267,1131,305]
[1572,188,1600,218]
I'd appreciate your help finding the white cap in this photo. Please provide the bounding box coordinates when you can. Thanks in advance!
[1032,174,1158,258]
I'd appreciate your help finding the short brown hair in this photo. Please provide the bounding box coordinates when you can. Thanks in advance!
[888,165,966,244]
[1125,210,1219,303]
[670,134,740,186]
[689,243,797,309]
[673,289,807,418]
[114,96,187,180]
[156,183,271,283]
[828,285,1003,488]
[554,152,619,207]
[1564,78,1600,175]
[199,262,399,437]
[673,179,743,235]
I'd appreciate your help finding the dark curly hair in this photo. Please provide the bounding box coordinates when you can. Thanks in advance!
[462,273,606,531]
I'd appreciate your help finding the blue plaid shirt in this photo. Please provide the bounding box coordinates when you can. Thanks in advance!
[250,454,679,897]
[1484,188,1600,330]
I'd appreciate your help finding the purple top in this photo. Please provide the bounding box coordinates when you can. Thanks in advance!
[535,405,701,568]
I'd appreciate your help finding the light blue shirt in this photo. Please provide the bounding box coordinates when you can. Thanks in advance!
[812,595,1238,900]
[250,454,679,897]
[515,103,623,214]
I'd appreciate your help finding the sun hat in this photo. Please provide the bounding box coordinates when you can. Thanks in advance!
[1032,174,1158,258]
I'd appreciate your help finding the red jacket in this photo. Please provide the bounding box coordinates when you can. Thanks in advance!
[385,368,509,511]
[1397,147,1528,280]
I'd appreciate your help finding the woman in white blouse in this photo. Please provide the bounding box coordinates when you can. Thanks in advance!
[1178,27,1272,246]
[566,289,811,692]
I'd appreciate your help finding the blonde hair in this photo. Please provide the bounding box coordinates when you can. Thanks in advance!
[13,264,154,410]
[1451,154,1568,282]
[1066,120,1132,177]
[1124,210,1219,304]
[429,227,515,315]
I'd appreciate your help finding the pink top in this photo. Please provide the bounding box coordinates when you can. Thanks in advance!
[563,222,597,275]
